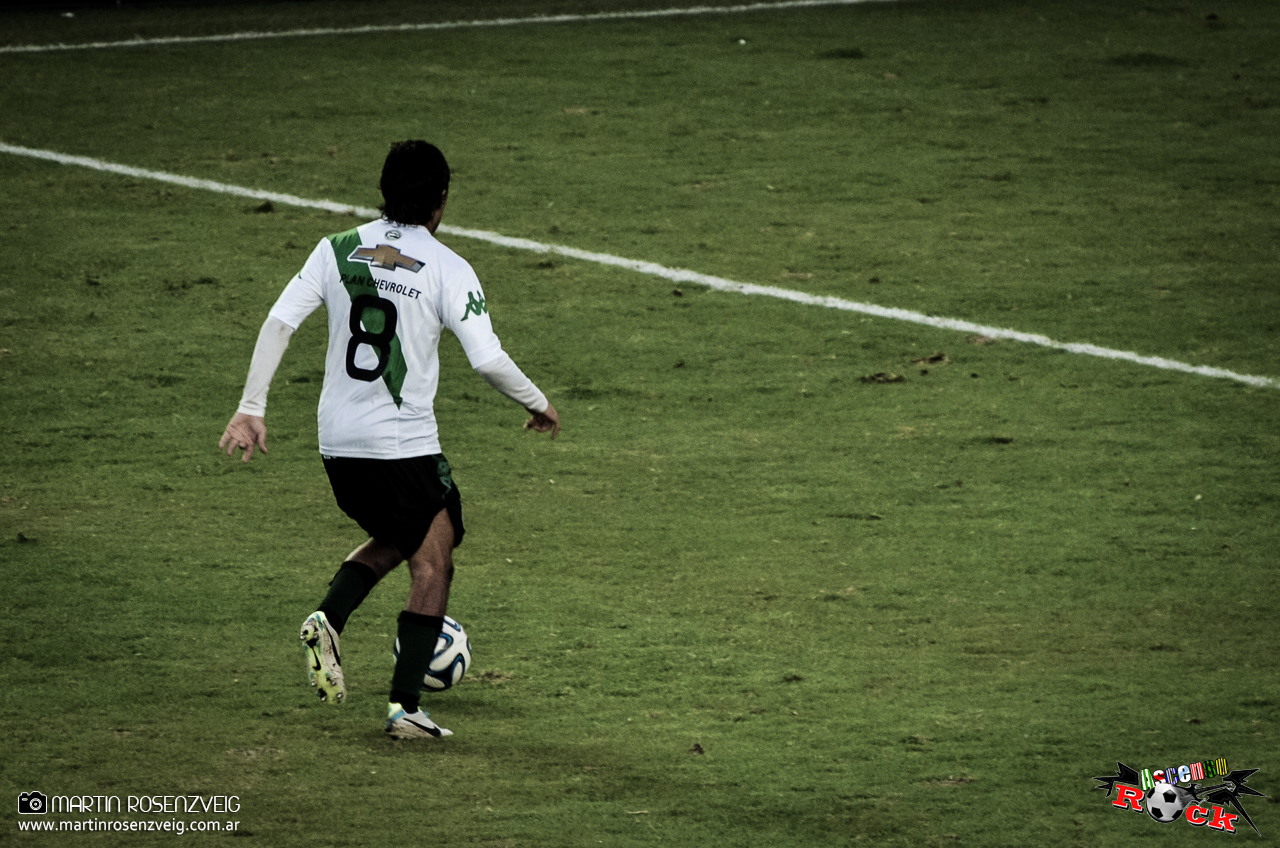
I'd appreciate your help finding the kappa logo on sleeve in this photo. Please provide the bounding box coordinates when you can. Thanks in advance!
[348,244,424,273]
[460,291,488,321]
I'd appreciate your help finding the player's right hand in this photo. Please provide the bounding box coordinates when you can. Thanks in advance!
[524,403,560,440]
[219,413,268,462]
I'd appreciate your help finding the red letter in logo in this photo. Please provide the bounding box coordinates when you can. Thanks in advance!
[1207,805,1238,833]
[1113,785,1144,812]
[1185,804,1210,827]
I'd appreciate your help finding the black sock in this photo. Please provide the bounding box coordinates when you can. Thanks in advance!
[390,611,445,714]
[316,561,379,635]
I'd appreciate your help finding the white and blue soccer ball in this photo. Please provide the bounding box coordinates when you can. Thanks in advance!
[393,615,471,691]
[1145,782,1188,823]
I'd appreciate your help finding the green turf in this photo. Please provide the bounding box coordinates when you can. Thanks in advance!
[1,1,1278,845]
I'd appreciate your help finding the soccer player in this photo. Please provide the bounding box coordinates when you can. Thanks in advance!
[219,140,559,740]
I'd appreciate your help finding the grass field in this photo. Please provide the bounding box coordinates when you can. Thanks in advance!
[2,0,1278,845]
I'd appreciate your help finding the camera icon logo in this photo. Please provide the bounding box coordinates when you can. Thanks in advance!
[18,791,48,814]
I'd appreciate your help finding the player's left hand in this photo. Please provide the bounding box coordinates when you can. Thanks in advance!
[524,403,560,440]
[219,412,268,462]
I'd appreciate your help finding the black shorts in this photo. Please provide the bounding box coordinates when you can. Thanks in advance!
[322,454,465,559]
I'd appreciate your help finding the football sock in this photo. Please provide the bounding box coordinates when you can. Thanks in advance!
[316,561,380,635]
[390,611,445,714]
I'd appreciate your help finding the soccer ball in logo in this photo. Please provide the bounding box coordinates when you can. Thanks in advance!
[393,615,471,691]
[1145,782,1187,823]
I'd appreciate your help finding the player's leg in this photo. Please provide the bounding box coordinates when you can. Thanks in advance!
[300,539,402,704]
[320,538,403,632]
[386,508,456,739]
[404,508,454,616]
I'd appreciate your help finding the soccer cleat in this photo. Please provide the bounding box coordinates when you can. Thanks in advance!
[385,702,452,740]
[300,611,345,703]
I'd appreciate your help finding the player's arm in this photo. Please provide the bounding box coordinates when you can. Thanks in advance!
[444,262,560,439]
[219,316,295,462]
[221,240,328,462]
[474,353,560,439]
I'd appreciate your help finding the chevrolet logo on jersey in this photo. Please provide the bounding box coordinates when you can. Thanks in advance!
[348,244,425,273]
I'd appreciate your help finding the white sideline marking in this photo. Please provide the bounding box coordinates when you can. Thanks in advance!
[0,0,896,54]
[2,141,1275,390]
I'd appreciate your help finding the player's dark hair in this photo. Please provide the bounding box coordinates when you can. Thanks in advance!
[379,140,450,226]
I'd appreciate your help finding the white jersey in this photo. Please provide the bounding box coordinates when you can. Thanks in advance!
[268,219,506,459]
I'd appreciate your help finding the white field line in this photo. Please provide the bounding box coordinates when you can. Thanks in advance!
[0,0,897,54]
[3,141,1275,390]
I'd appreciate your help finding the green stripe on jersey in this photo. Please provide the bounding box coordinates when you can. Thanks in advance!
[329,228,409,407]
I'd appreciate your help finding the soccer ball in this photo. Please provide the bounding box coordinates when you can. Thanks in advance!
[1145,782,1187,823]
[392,615,471,691]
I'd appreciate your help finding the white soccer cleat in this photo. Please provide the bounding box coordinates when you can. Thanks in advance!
[385,702,452,740]
[300,611,345,704]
